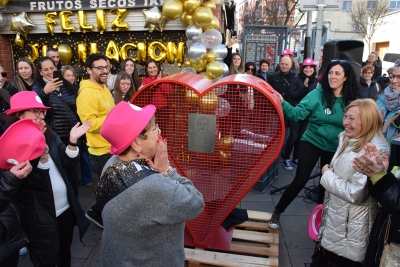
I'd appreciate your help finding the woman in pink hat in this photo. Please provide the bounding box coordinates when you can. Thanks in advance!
[282,58,320,171]
[4,91,91,267]
[96,102,204,266]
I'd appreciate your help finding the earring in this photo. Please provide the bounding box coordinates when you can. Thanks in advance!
[137,153,140,158]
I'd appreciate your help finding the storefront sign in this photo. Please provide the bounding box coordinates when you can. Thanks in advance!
[3,0,166,13]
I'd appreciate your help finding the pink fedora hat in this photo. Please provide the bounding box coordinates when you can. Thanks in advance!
[301,58,317,68]
[0,118,46,169]
[280,49,294,57]
[100,102,157,155]
[5,91,51,116]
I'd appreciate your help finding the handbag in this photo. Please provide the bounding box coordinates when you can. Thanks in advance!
[0,202,29,263]
[310,243,327,267]
[379,215,400,267]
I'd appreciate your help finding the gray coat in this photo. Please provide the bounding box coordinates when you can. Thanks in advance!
[319,132,390,262]
[101,169,204,267]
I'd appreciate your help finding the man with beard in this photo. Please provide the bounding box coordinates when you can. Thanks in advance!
[77,54,115,227]
[46,47,63,70]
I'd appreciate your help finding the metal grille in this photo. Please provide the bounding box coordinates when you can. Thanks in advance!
[132,73,284,247]
[242,25,288,69]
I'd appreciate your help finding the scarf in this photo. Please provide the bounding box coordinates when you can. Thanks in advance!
[384,85,400,111]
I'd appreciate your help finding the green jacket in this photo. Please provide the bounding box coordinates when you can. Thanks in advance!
[282,84,345,153]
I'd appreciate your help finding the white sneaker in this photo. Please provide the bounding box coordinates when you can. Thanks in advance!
[19,247,28,256]
[282,159,293,171]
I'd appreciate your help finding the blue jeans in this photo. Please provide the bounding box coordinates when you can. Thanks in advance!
[79,142,92,185]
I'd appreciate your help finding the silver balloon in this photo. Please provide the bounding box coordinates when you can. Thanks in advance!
[213,84,227,95]
[209,44,228,61]
[185,24,203,42]
[186,40,195,49]
[188,43,207,61]
[215,98,230,117]
[212,77,223,83]
[181,67,197,73]
[0,12,6,28]
[200,29,222,49]
[220,62,229,77]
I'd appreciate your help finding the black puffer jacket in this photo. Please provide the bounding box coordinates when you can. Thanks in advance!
[18,132,89,265]
[358,77,380,100]
[33,79,80,141]
[289,72,319,106]
[364,172,400,267]
[268,70,296,102]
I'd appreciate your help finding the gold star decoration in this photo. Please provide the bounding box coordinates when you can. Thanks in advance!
[142,6,168,33]
[11,12,35,39]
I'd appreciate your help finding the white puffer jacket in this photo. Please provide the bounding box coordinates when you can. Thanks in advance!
[318,132,390,262]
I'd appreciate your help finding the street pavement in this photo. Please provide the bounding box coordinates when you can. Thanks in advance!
[17,158,318,267]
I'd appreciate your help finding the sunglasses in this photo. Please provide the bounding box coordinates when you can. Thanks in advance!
[331,59,348,64]
[246,67,255,72]
[1,71,6,78]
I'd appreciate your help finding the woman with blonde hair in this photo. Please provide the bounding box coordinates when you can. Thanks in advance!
[317,99,390,265]
[6,57,36,96]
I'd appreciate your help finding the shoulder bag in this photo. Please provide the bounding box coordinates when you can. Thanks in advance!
[379,214,400,267]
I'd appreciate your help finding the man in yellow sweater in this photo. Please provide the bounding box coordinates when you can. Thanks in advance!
[77,53,115,227]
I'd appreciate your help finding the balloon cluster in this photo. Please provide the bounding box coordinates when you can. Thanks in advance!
[11,12,35,48]
[160,0,228,82]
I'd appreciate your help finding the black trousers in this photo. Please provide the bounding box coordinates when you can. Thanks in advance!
[89,153,112,177]
[285,119,309,160]
[275,141,335,213]
[325,249,363,267]
[37,207,75,267]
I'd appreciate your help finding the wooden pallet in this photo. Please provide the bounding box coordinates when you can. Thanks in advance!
[185,210,279,267]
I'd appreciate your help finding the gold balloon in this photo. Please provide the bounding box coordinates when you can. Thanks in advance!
[59,11,75,35]
[183,0,202,14]
[199,72,212,80]
[58,44,73,65]
[203,15,219,31]
[110,9,129,31]
[180,12,193,27]
[199,90,218,112]
[185,89,199,104]
[190,58,207,72]
[166,41,185,67]
[119,42,137,61]
[105,40,120,64]
[45,12,57,35]
[90,42,99,54]
[41,45,48,57]
[148,41,166,64]
[137,41,147,65]
[205,52,216,62]
[142,6,168,33]
[14,33,24,48]
[78,11,94,33]
[184,60,191,67]
[27,43,39,63]
[193,7,213,28]
[162,0,183,20]
[77,42,87,66]
[11,12,35,39]
[219,150,232,163]
[0,0,9,7]
[206,61,223,79]
[96,9,107,34]
[202,1,216,11]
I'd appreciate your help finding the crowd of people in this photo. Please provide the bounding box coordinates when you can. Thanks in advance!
[0,43,400,267]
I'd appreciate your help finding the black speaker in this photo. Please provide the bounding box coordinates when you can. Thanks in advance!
[320,40,364,80]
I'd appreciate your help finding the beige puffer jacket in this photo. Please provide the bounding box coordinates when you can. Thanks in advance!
[318,132,390,262]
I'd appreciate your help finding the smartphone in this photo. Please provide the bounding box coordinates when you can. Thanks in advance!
[53,70,62,80]
[231,30,237,37]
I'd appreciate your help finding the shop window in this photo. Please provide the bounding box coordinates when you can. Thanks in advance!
[389,0,400,9]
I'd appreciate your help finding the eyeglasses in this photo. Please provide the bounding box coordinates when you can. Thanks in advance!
[143,123,160,136]
[389,74,400,80]
[31,109,46,117]
[331,59,348,64]
[1,71,6,78]
[91,65,110,72]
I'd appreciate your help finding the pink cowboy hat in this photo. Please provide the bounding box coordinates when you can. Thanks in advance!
[100,102,157,155]
[5,91,51,116]
[280,49,294,57]
[301,58,317,68]
[0,119,46,169]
